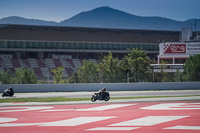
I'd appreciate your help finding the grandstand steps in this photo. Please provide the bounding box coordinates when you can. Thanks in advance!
[19,59,27,68]
[9,68,15,74]
[0,59,6,69]
[60,59,72,68]
[2,59,13,68]
[41,67,51,78]
[88,59,97,64]
[72,59,82,69]
[37,59,46,67]
[21,59,30,67]
[65,68,73,77]
[66,59,75,68]
[45,59,55,68]
[0,58,99,79]
[11,59,21,68]
[29,58,39,68]
[33,68,43,78]
[62,69,68,78]
[53,59,62,67]
[0,67,4,73]
[79,59,83,65]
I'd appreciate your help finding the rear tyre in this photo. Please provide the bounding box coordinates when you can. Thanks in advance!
[104,96,110,101]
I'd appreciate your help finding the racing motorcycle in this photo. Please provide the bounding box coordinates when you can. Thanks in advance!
[91,92,110,102]
[2,87,14,97]
[2,91,14,97]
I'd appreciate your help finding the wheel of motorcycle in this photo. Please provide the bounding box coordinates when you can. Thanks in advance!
[104,96,110,101]
[91,96,96,102]
[2,94,5,97]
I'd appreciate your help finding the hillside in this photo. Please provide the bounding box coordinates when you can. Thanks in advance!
[0,16,57,26]
[0,6,199,31]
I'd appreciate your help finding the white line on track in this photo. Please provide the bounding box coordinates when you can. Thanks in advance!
[109,116,188,126]
[141,103,200,110]
[77,104,135,111]
[40,109,75,112]
[40,116,117,126]
[165,126,200,130]
[40,104,136,112]
[87,127,140,131]
[0,106,54,112]
[0,118,18,123]
[0,117,117,127]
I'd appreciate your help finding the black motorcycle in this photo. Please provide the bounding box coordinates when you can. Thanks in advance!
[2,90,14,97]
[91,92,110,102]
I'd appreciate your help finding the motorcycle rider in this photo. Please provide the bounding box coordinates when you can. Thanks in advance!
[3,87,14,97]
[96,87,106,97]
[91,87,110,102]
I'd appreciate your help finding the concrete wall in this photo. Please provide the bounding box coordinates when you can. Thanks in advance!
[0,82,200,93]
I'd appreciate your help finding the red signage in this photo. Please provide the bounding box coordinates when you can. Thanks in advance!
[164,44,186,54]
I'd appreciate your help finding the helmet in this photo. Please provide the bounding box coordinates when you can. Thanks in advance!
[102,88,106,91]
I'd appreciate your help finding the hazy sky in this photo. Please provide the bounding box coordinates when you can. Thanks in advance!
[0,0,200,22]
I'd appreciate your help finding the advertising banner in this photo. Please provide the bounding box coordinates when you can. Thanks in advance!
[187,43,200,54]
[163,44,186,54]
[160,42,200,55]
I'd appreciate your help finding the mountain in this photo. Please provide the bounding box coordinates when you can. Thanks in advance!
[60,6,200,31]
[0,16,57,26]
[0,6,199,31]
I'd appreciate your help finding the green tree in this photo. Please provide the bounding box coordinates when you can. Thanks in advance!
[75,60,99,83]
[0,70,12,84]
[174,69,182,82]
[51,67,64,84]
[13,68,37,84]
[159,61,170,82]
[97,52,120,82]
[183,54,200,81]
[121,49,149,82]
[119,56,132,82]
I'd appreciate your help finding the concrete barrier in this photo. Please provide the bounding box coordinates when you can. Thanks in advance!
[0,82,200,93]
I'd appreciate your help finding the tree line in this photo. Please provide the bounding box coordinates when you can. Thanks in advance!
[69,49,149,83]
[0,49,200,84]
[0,68,37,84]
[68,49,200,83]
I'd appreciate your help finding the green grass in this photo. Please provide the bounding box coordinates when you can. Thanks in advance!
[0,97,90,103]
[111,95,200,99]
[0,95,200,103]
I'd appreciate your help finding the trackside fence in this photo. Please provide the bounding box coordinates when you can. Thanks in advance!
[0,82,200,93]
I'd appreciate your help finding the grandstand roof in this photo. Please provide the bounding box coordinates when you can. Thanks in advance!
[0,24,180,43]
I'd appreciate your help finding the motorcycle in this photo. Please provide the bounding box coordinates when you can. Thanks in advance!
[2,91,14,97]
[91,92,110,102]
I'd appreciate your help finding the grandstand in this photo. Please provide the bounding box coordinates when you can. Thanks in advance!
[0,24,180,80]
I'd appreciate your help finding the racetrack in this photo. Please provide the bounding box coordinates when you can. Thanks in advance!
[0,101,200,133]
[1,90,200,132]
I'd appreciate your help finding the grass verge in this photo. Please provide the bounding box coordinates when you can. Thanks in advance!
[0,97,90,103]
[0,95,200,103]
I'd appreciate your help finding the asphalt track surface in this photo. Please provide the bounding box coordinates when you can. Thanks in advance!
[0,101,200,133]
[1,90,200,99]
[1,90,200,132]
